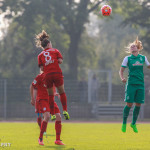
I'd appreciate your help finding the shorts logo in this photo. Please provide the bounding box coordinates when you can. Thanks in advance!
[43,107,46,111]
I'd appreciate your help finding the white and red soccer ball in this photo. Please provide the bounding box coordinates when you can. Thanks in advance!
[101,5,112,16]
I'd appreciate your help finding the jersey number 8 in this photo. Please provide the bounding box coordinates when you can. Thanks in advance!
[43,52,51,61]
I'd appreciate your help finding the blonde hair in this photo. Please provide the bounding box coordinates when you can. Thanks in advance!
[35,30,50,48]
[125,37,143,53]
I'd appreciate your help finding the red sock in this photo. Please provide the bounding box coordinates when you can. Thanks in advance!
[49,95,54,115]
[60,93,67,111]
[37,117,42,128]
[39,121,48,139]
[55,121,61,141]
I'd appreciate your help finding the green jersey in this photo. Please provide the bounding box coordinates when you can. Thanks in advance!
[121,54,150,85]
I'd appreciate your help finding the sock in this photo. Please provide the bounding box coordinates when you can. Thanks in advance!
[132,106,141,125]
[55,121,62,141]
[37,117,42,128]
[49,95,55,115]
[60,93,67,111]
[123,105,131,124]
[39,121,48,139]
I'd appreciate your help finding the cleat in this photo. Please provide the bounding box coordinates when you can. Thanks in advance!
[51,115,56,121]
[38,138,44,145]
[55,140,65,145]
[121,124,126,133]
[130,124,138,133]
[63,111,70,120]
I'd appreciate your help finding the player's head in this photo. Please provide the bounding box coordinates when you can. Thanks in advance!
[35,30,52,49]
[125,37,143,54]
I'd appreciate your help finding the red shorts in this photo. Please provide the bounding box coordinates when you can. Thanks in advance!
[35,99,50,113]
[43,73,64,88]
[35,100,60,114]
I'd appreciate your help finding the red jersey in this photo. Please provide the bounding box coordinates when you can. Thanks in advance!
[32,73,58,100]
[32,73,48,101]
[38,48,63,74]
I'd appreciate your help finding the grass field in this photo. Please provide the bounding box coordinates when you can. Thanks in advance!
[0,122,150,150]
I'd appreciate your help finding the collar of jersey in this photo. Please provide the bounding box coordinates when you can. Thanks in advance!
[131,54,140,58]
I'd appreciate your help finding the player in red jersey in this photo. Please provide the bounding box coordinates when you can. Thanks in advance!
[30,71,65,145]
[35,30,70,121]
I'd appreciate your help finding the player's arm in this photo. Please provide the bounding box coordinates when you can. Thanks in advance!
[119,67,126,83]
[56,49,63,64]
[30,84,37,106]
[58,58,63,64]
[119,56,128,83]
[145,56,150,69]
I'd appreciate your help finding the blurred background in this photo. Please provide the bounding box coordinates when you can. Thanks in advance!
[0,0,150,121]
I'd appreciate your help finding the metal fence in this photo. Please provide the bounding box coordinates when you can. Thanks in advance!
[0,70,149,120]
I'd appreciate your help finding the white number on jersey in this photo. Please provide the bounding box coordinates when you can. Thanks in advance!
[43,52,51,61]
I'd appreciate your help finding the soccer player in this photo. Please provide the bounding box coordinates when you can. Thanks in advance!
[119,37,150,133]
[30,71,65,145]
[35,30,70,121]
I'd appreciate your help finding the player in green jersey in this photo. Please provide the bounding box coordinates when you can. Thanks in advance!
[119,37,150,133]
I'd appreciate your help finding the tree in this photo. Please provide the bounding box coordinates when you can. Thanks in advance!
[0,0,69,78]
[0,0,103,80]
[110,0,150,52]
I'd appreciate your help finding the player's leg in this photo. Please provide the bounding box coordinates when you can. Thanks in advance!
[130,103,141,133]
[53,102,65,145]
[47,87,56,119]
[131,86,145,133]
[43,73,55,117]
[122,102,133,132]
[122,84,135,132]
[38,100,50,145]
[54,113,65,145]
[37,113,42,128]
[57,85,70,120]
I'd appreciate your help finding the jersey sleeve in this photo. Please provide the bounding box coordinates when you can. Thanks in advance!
[32,76,40,89]
[121,56,128,68]
[145,56,150,66]
[38,54,43,67]
[56,49,63,59]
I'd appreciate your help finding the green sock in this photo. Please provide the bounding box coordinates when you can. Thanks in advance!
[123,105,131,124]
[132,106,140,125]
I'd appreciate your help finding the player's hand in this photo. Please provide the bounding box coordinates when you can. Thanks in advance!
[58,58,63,64]
[121,78,126,83]
[31,99,35,106]
[54,93,60,99]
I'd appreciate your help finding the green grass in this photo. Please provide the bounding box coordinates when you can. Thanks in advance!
[0,122,150,150]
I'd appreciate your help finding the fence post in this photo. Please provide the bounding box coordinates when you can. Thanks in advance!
[4,79,7,120]
[108,70,112,104]
[88,70,92,103]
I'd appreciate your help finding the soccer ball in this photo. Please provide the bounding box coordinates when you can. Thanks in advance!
[101,5,112,16]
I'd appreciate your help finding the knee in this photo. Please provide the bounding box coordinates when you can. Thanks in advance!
[44,112,50,122]
[135,103,141,107]
[56,113,61,121]
[127,103,133,107]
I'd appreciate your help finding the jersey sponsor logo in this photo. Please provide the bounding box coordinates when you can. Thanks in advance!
[43,107,46,111]
[132,61,143,66]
